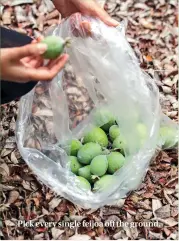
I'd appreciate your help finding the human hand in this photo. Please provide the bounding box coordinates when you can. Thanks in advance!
[1,42,69,83]
[53,0,118,27]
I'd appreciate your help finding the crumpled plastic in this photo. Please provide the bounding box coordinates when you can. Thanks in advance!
[16,13,178,209]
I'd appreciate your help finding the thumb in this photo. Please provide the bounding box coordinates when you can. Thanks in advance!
[11,43,48,59]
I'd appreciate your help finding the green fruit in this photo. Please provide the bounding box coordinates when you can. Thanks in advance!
[70,139,82,156]
[90,155,108,177]
[94,109,116,132]
[41,36,70,59]
[77,142,102,165]
[83,127,108,148]
[102,120,116,132]
[159,126,177,148]
[78,165,92,183]
[93,175,114,191]
[70,156,82,175]
[107,152,125,174]
[137,123,148,139]
[123,109,139,123]
[112,136,126,154]
[109,125,120,141]
[76,176,91,191]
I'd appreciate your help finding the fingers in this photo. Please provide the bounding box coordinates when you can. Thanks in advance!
[31,36,44,44]
[96,12,119,27]
[21,56,44,68]
[29,57,44,68]
[22,57,44,68]
[47,54,69,75]
[90,2,119,27]
[80,21,92,37]
[25,54,69,81]
[11,43,48,60]
[21,56,33,64]
[73,0,119,27]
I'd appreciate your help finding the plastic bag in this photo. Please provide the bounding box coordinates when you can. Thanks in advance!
[16,14,178,209]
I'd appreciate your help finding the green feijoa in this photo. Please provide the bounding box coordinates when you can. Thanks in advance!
[94,109,116,132]
[93,175,114,191]
[83,127,108,148]
[112,136,126,154]
[136,123,148,139]
[78,165,92,183]
[70,139,82,156]
[41,36,70,59]
[70,156,82,175]
[90,155,108,177]
[109,125,120,141]
[159,126,177,148]
[107,152,125,174]
[77,142,102,165]
[76,176,91,191]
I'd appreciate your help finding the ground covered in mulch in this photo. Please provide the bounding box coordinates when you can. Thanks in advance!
[0,0,178,240]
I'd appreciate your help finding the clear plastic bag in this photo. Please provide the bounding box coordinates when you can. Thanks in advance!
[16,14,178,209]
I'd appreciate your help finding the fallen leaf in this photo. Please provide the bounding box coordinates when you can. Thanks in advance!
[155,204,171,219]
[145,55,153,62]
[162,86,172,94]
[0,204,10,212]
[34,233,44,240]
[113,230,123,240]
[10,151,19,164]
[69,234,91,240]
[0,184,15,191]
[16,235,25,240]
[148,231,163,239]
[70,215,86,222]
[140,18,156,29]
[36,227,48,233]
[142,211,153,219]
[0,163,10,176]
[4,220,15,227]
[51,227,64,240]
[171,206,178,217]
[152,217,178,227]
[163,189,173,205]
[22,180,35,191]
[32,197,40,207]
[42,207,49,215]
[7,190,19,204]
[152,199,162,215]
[49,197,62,211]
[166,177,178,188]
[163,227,171,237]
[124,225,139,240]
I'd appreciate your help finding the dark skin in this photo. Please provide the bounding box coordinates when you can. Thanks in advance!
[1,0,118,83]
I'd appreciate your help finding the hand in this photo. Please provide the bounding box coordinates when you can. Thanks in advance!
[53,0,118,27]
[1,42,69,83]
